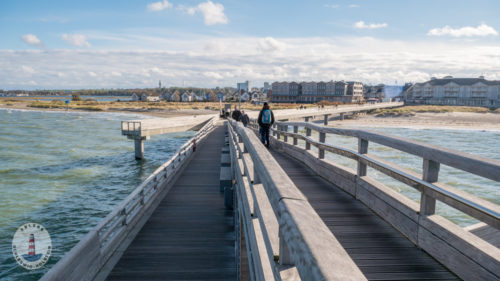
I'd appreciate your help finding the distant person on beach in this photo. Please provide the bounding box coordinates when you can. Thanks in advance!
[241,110,249,127]
[257,102,275,148]
[232,106,241,121]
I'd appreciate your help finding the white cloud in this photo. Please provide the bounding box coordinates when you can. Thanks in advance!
[354,21,388,29]
[3,37,500,89]
[427,24,498,37]
[349,4,360,8]
[180,1,228,25]
[21,65,36,74]
[258,37,286,53]
[62,34,91,47]
[21,34,43,47]
[147,0,173,11]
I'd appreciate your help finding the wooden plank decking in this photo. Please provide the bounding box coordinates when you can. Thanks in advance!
[107,125,236,281]
[271,150,461,281]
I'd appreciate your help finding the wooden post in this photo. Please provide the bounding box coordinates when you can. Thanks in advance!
[304,116,310,122]
[279,227,293,265]
[357,139,368,177]
[306,127,311,150]
[340,112,345,121]
[293,126,298,145]
[283,125,288,143]
[277,125,281,140]
[420,159,440,215]
[318,131,326,159]
[324,114,329,125]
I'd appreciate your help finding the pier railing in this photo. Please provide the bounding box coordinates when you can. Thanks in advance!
[40,116,218,281]
[259,120,500,281]
[121,121,141,136]
[228,120,367,281]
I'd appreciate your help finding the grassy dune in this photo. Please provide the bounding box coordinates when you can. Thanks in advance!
[371,105,500,117]
[0,99,302,112]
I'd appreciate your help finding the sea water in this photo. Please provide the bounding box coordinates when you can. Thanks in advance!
[0,109,194,280]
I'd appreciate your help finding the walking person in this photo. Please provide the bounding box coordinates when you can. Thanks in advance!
[232,106,241,121]
[240,110,249,127]
[257,102,275,148]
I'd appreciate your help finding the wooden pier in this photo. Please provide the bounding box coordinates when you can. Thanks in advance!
[107,125,236,280]
[41,112,499,281]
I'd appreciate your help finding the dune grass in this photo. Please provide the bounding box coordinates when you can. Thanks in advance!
[23,100,301,112]
[371,105,497,117]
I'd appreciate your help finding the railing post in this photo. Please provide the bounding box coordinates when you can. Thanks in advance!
[420,159,440,215]
[279,226,293,265]
[304,116,310,122]
[305,126,311,150]
[318,131,326,159]
[277,125,281,140]
[293,126,298,145]
[283,125,288,143]
[324,114,329,125]
[357,138,369,176]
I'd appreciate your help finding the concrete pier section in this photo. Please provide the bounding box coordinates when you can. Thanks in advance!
[121,114,217,159]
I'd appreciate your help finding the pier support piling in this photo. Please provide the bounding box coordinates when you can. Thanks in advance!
[134,137,146,160]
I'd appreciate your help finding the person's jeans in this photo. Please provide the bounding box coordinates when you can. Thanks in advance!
[260,126,270,145]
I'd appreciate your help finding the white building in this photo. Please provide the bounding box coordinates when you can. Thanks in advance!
[403,76,500,107]
[237,81,251,92]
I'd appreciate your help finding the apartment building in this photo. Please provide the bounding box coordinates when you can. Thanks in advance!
[402,76,500,107]
[271,80,364,103]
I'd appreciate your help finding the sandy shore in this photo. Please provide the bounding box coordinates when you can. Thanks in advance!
[329,112,500,131]
[2,103,499,131]
[0,102,217,118]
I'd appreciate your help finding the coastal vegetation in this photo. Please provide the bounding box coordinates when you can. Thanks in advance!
[371,105,500,117]
[0,99,301,112]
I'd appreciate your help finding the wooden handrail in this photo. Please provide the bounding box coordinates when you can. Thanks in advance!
[40,117,218,281]
[271,121,500,229]
[228,120,367,281]
[280,121,500,182]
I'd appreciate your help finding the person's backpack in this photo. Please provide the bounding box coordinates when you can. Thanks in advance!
[262,109,272,124]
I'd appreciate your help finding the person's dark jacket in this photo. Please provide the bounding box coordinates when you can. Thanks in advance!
[232,109,241,121]
[258,108,275,128]
[241,114,249,126]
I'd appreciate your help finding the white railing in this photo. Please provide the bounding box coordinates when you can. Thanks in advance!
[121,121,141,135]
[228,120,367,281]
[40,117,218,281]
[262,120,500,281]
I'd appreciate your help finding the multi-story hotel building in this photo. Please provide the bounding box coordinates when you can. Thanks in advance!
[271,80,364,103]
[402,76,500,107]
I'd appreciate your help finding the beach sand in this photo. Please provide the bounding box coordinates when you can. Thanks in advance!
[329,112,500,130]
[1,102,499,130]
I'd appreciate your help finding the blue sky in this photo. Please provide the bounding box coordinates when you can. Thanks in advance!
[1,0,500,89]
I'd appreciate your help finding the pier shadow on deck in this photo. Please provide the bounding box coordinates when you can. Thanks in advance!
[271,150,460,281]
[107,125,236,281]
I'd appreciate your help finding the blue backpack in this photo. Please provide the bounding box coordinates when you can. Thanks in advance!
[262,109,271,124]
